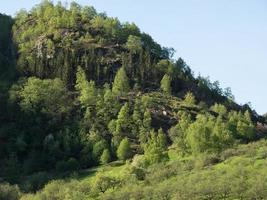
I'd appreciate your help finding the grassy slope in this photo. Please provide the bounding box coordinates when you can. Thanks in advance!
[20,139,267,200]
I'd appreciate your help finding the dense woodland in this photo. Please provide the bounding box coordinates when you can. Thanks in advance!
[0,1,267,199]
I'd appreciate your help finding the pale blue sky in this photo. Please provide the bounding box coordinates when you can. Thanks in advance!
[1,0,267,114]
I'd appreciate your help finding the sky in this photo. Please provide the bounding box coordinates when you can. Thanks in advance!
[1,0,267,114]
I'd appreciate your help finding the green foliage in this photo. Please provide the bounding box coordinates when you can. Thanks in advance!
[211,103,227,116]
[117,138,132,161]
[169,111,191,154]
[126,35,142,53]
[0,183,21,200]
[0,2,262,196]
[160,74,171,94]
[18,77,70,116]
[144,129,169,165]
[22,172,51,192]
[112,67,130,96]
[75,66,96,107]
[93,173,119,194]
[56,158,80,172]
[22,180,90,200]
[228,110,256,141]
[93,140,109,162]
[183,91,196,106]
[186,114,234,154]
[100,149,111,164]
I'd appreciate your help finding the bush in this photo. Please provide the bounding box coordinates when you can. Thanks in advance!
[22,171,51,192]
[56,158,80,172]
[0,183,21,200]
[194,153,221,169]
[128,166,146,181]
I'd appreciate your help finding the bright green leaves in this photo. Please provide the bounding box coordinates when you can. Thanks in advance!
[75,66,96,108]
[126,35,142,54]
[112,67,130,96]
[183,91,196,106]
[19,77,69,116]
[117,138,132,161]
[160,74,171,94]
[144,129,169,165]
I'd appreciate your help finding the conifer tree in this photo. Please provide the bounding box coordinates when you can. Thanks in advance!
[184,91,196,106]
[160,74,171,94]
[75,66,96,107]
[144,130,169,165]
[117,138,131,161]
[143,109,152,130]
[115,103,131,137]
[100,149,111,164]
[133,99,143,126]
[112,67,130,96]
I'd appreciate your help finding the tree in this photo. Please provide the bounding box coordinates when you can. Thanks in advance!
[113,103,132,142]
[211,103,227,116]
[169,111,191,154]
[126,35,142,54]
[160,74,171,94]
[133,99,142,125]
[143,109,152,130]
[186,114,213,154]
[144,129,169,165]
[100,149,111,164]
[116,138,131,161]
[75,66,96,107]
[19,77,70,117]
[228,111,255,141]
[93,174,114,193]
[183,91,196,106]
[92,140,108,162]
[186,114,235,154]
[112,67,130,96]
[0,183,21,200]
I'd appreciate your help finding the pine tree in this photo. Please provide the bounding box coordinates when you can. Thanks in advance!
[75,66,96,107]
[112,67,130,96]
[160,74,171,94]
[116,138,131,161]
[115,103,131,137]
[144,130,169,165]
[100,149,111,164]
[169,111,191,154]
[133,99,143,125]
[143,109,152,130]
[184,91,196,106]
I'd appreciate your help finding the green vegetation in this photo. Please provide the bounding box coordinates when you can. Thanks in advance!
[117,138,132,161]
[0,1,266,199]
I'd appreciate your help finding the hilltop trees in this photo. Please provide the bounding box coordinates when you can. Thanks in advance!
[126,35,142,53]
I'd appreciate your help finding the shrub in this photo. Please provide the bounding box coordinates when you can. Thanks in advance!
[22,171,51,192]
[56,158,80,172]
[0,183,21,200]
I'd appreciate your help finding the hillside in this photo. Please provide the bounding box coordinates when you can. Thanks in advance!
[0,1,267,200]
[9,139,267,200]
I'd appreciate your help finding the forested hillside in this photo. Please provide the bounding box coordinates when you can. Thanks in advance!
[0,1,267,199]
